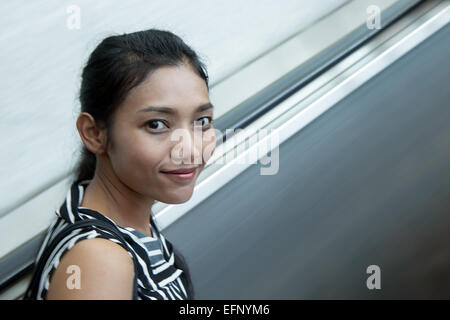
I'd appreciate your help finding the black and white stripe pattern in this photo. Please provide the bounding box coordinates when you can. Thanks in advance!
[32,179,189,300]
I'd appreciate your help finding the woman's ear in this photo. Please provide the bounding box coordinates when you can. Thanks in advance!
[76,112,108,155]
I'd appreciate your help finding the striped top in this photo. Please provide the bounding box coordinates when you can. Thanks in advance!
[30,179,189,300]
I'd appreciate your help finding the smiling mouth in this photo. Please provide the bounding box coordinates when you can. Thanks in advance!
[160,166,199,182]
[160,166,199,174]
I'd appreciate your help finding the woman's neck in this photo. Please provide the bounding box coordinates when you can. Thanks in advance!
[80,172,155,238]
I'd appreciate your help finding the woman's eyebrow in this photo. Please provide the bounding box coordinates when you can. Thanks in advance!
[137,102,214,115]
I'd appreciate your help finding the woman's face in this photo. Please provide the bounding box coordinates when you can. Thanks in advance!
[106,63,216,204]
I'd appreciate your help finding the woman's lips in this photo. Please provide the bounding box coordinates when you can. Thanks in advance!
[161,167,198,174]
[161,167,198,182]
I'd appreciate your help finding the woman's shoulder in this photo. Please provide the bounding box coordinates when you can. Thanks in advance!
[55,232,134,264]
[45,236,135,299]
[44,216,134,259]
[32,216,135,299]
[47,215,137,265]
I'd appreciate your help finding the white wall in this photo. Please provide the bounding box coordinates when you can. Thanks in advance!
[0,0,346,217]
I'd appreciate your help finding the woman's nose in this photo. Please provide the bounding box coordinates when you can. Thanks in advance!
[169,126,204,166]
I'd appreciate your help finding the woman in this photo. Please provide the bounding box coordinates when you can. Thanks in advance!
[24,28,216,300]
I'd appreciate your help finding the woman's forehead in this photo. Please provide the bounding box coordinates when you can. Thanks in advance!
[143,64,207,95]
[120,65,210,115]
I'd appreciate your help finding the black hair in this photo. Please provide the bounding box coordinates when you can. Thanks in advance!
[75,28,209,299]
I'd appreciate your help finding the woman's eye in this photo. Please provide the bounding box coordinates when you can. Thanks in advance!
[146,119,167,131]
[198,116,213,129]
[145,117,213,132]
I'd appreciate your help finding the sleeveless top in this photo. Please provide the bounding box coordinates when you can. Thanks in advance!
[29,179,190,300]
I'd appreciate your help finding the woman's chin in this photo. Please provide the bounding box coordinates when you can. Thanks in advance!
[159,190,194,204]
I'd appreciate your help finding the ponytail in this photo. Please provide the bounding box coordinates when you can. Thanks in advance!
[74,145,96,183]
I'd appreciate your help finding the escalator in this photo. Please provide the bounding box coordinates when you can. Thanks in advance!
[1,0,449,299]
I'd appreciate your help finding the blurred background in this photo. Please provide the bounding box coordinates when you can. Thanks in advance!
[1,0,449,299]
